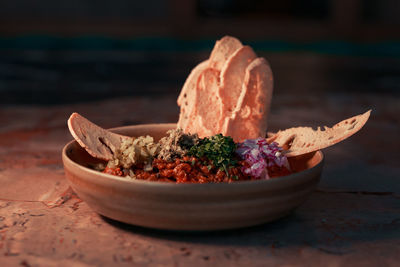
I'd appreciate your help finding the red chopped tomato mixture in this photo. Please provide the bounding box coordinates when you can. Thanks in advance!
[102,155,291,183]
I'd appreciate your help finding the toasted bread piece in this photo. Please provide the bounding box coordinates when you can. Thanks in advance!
[177,60,209,130]
[68,112,131,160]
[219,46,257,118]
[268,110,371,157]
[178,37,248,137]
[222,58,273,142]
[191,68,223,137]
[209,36,243,71]
[178,36,273,141]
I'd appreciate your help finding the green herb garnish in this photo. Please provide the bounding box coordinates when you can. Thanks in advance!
[188,134,237,175]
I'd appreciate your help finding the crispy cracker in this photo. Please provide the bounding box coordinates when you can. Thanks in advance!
[209,36,243,71]
[219,46,257,117]
[177,60,209,130]
[193,68,223,137]
[268,110,371,157]
[68,112,130,160]
[223,58,273,142]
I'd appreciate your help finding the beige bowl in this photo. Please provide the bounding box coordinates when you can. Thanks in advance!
[62,123,324,231]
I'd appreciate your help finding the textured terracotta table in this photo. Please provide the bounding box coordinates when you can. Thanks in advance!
[0,47,400,266]
[0,91,399,266]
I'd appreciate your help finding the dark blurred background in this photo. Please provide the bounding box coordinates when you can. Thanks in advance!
[0,0,399,105]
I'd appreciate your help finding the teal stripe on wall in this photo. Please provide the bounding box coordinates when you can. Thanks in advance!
[0,35,399,57]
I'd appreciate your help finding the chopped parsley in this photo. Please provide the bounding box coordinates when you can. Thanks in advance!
[188,134,238,174]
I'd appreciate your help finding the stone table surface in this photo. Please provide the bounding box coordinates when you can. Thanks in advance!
[0,92,399,267]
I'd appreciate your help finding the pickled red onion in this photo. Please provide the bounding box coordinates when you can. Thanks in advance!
[236,138,290,179]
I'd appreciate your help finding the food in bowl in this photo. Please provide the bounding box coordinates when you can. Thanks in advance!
[95,129,291,183]
[61,124,325,231]
[67,36,370,184]
[63,36,370,230]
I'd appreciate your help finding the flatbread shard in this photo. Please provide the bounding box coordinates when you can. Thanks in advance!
[177,60,209,130]
[177,36,273,141]
[209,36,243,71]
[269,110,371,157]
[219,46,257,119]
[68,112,130,161]
[192,68,223,137]
[222,58,273,141]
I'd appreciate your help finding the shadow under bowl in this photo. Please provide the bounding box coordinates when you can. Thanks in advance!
[62,123,324,231]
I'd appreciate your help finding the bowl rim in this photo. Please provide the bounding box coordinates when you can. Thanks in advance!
[62,123,324,189]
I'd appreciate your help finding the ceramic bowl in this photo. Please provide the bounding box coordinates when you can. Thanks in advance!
[62,123,324,231]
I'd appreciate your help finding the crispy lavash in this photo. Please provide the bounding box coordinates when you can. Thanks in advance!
[68,112,131,161]
[177,36,273,142]
[268,110,371,157]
